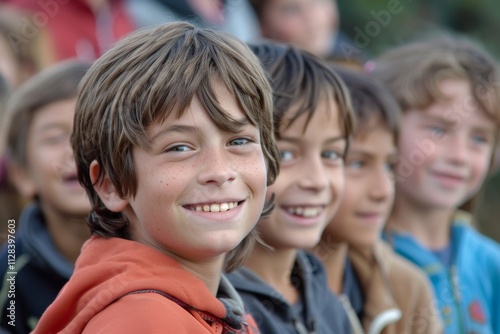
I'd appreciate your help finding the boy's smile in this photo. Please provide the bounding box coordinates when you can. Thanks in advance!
[186,201,242,213]
[182,199,246,223]
[280,205,327,228]
[110,79,268,263]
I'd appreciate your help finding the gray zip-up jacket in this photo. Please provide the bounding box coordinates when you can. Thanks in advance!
[228,250,352,334]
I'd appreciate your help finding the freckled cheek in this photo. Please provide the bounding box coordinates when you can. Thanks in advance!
[252,168,269,199]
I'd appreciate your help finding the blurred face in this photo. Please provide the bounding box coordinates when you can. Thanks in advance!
[122,81,268,263]
[23,98,90,216]
[325,123,397,248]
[257,97,347,249]
[259,0,338,57]
[395,79,496,210]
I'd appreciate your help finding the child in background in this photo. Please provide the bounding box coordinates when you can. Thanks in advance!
[373,36,500,334]
[33,21,279,333]
[317,66,443,334]
[0,61,92,333]
[248,0,365,64]
[228,42,354,333]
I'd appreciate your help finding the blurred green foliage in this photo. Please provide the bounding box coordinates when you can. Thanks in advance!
[337,0,500,60]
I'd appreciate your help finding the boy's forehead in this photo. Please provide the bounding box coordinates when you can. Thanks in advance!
[350,127,397,155]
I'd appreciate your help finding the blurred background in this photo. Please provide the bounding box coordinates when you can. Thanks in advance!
[338,0,500,59]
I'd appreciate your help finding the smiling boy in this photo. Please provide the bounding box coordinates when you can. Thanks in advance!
[33,22,279,334]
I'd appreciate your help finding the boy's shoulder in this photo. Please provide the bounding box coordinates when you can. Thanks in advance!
[83,291,219,334]
[454,218,500,266]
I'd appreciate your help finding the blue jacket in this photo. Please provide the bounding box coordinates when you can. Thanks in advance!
[0,204,74,333]
[384,213,500,334]
[227,250,352,334]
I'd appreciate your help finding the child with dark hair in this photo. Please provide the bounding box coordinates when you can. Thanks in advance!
[228,42,354,333]
[34,21,280,334]
[0,60,92,333]
[317,66,442,334]
[374,35,500,333]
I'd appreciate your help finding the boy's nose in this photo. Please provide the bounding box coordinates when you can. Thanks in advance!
[444,134,469,166]
[369,168,394,202]
[298,157,330,191]
[197,149,237,185]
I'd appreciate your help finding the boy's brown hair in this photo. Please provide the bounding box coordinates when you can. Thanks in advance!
[372,36,500,128]
[72,22,280,272]
[4,60,91,170]
[333,66,401,140]
[249,42,354,154]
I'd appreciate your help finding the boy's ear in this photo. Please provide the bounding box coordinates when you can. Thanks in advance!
[89,160,129,212]
[8,163,36,199]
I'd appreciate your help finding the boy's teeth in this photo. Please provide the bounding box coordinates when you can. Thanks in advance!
[287,207,321,217]
[303,208,319,217]
[194,202,238,212]
[210,204,220,212]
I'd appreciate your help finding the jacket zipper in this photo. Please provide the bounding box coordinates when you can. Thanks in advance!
[293,318,310,334]
[449,265,464,334]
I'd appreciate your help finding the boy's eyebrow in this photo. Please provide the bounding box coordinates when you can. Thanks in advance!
[422,114,456,126]
[349,148,399,159]
[149,117,254,143]
[279,135,346,144]
[149,124,198,143]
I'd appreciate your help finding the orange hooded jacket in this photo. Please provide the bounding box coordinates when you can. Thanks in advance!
[32,236,259,334]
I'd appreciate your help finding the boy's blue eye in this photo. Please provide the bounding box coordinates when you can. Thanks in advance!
[429,125,446,138]
[471,134,488,145]
[168,145,190,152]
[280,150,294,161]
[322,151,342,161]
[229,138,251,146]
[347,160,363,169]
